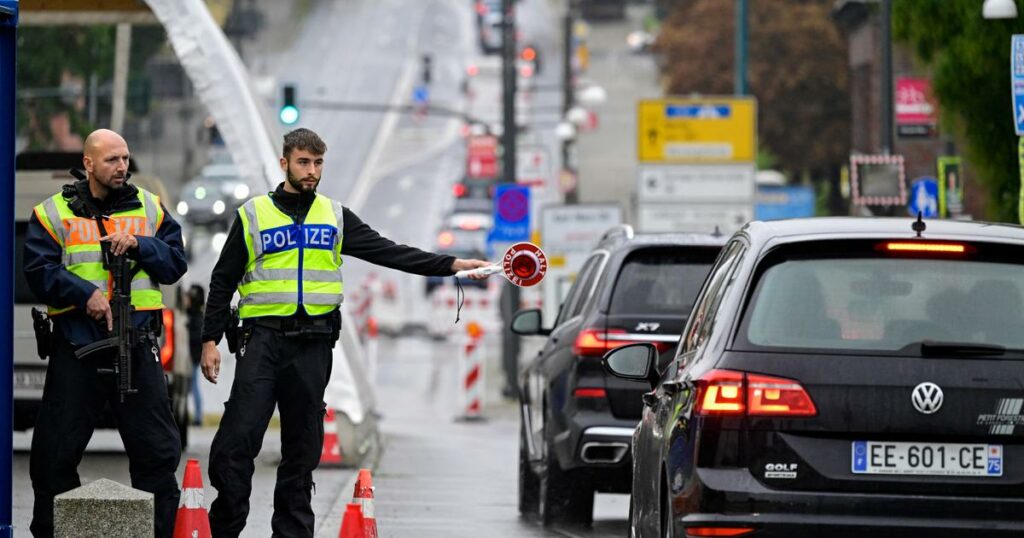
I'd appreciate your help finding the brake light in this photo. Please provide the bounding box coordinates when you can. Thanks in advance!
[438,231,455,247]
[747,373,817,416]
[884,242,965,253]
[695,370,816,417]
[453,183,467,198]
[573,328,628,356]
[573,388,606,398]
[160,309,175,371]
[696,370,745,415]
[686,527,755,537]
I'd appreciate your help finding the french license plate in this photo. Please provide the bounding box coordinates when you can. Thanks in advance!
[852,441,1003,477]
[13,369,46,391]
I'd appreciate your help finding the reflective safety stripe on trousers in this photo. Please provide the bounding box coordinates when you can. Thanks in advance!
[237,193,345,319]
[33,188,166,315]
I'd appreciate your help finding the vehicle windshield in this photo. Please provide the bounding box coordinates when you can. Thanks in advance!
[741,255,1024,353]
[609,248,717,316]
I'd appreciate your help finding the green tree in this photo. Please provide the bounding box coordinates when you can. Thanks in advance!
[655,0,851,184]
[16,26,165,150]
[893,0,1023,222]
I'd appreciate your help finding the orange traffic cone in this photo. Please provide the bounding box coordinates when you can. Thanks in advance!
[173,459,211,538]
[337,503,365,538]
[353,469,377,538]
[321,408,344,467]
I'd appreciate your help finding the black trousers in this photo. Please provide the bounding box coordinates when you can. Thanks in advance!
[30,334,182,538]
[208,326,333,538]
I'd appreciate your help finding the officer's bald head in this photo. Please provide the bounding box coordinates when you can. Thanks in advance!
[82,129,130,197]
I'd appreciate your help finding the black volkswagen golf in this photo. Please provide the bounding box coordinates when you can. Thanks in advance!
[605,217,1024,537]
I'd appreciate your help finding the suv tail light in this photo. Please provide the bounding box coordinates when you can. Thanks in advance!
[160,309,175,371]
[574,328,675,357]
[573,328,628,356]
[695,369,816,417]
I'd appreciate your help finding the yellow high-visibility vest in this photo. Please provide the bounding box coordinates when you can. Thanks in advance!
[237,193,344,318]
[33,188,165,315]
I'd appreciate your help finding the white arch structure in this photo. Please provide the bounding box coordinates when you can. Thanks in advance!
[144,0,280,190]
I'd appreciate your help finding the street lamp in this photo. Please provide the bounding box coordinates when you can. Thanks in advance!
[983,0,1018,19]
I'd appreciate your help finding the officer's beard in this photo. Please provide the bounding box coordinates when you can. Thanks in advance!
[286,169,320,194]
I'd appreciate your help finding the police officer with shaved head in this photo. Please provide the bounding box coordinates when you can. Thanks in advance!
[24,129,187,538]
[200,128,490,537]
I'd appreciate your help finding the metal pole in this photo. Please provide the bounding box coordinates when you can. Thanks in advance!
[734,0,747,96]
[501,0,516,186]
[880,0,894,154]
[110,22,131,133]
[562,0,578,203]
[0,2,17,537]
[500,0,521,399]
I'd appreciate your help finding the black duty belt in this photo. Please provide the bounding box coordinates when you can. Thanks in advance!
[247,317,331,331]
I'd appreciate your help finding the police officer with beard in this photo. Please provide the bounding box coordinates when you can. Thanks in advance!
[200,128,490,537]
[24,129,187,538]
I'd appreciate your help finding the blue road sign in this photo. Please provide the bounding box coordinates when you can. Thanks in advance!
[490,184,530,243]
[908,176,939,218]
[412,85,430,105]
[1012,35,1024,135]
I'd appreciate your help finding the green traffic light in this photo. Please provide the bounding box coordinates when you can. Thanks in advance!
[279,105,299,125]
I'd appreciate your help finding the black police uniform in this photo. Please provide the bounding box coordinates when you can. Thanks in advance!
[23,180,188,538]
[202,184,456,538]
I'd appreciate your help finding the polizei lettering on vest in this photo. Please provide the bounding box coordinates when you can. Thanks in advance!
[260,224,338,255]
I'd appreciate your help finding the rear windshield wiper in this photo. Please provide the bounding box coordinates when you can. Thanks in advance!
[918,341,1006,357]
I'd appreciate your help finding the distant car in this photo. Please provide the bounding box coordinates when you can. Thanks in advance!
[425,227,489,295]
[177,162,251,227]
[512,225,726,526]
[454,176,497,201]
[606,217,1024,537]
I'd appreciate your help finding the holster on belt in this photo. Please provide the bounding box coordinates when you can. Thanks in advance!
[31,308,53,360]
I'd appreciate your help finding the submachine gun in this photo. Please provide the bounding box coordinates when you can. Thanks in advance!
[68,169,140,402]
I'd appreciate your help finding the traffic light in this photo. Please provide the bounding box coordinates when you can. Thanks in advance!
[420,55,433,86]
[279,84,299,125]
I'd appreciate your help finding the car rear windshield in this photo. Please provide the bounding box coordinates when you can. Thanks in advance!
[738,240,1024,353]
[609,247,718,316]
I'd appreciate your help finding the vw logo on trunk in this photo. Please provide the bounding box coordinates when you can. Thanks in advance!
[911,382,944,414]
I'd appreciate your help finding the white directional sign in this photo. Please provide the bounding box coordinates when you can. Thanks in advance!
[638,164,756,203]
[517,145,551,187]
[540,204,623,324]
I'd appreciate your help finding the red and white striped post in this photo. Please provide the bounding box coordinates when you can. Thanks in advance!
[457,321,486,420]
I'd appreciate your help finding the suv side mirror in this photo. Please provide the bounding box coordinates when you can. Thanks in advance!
[602,343,659,389]
[510,308,550,336]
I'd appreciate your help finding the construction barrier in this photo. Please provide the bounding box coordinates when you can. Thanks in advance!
[457,321,486,420]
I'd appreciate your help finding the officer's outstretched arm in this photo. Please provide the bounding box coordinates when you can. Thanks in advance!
[23,212,96,310]
[133,204,188,285]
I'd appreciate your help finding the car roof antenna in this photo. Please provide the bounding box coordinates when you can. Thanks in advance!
[912,211,926,238]
[712,225,722,237]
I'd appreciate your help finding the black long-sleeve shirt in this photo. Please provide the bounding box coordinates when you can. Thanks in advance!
[201,184,456,343]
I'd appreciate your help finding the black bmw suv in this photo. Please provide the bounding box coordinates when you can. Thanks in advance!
[605,217,1024,537]
[511,225,725,526]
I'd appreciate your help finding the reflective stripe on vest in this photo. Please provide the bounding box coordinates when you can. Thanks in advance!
[34,188,166,315]
[237,193,344,319]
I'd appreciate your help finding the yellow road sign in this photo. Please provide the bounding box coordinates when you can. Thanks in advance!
[637,97,757,163]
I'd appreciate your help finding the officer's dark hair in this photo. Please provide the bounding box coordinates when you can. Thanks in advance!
[283,128,327,159]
